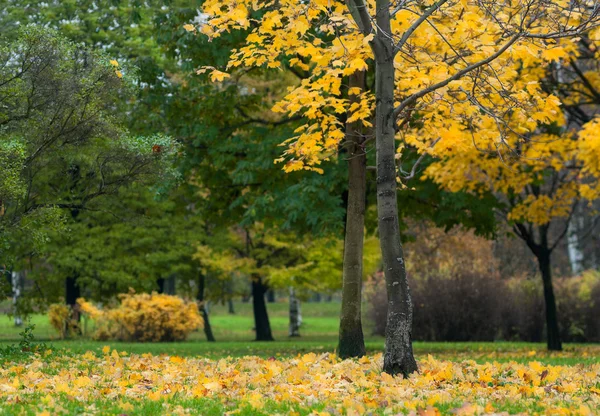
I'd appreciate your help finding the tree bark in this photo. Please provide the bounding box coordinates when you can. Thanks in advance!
[338,70,367,359]
[566,207,585,275]
[373,0,418,376]
[11,271,23,327]
[196,272,216,342]
[65,274,82,330]
[156,278,165,293]
[289,287,301,337]
[252,275,274,341]
[537,249,562,351]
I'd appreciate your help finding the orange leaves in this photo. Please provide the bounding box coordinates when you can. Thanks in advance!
[1,351,599,414]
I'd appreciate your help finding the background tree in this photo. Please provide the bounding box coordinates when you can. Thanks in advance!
[0,26,178,319]
[423,26,600,351]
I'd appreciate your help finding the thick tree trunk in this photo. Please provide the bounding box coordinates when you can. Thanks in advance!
[537,250,562,351]
[373,4,418,376]
[196,272,216,342]
[289,287,301,337]
[338,70,367,359]
[252,275,274,341]
[11,271,23,327]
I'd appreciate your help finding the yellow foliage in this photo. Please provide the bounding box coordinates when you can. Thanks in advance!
[0,350,599,414]
[47,304,79,340]
[77,292,202,342]
[196,0,591,173]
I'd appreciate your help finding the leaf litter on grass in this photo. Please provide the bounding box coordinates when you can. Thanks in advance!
[0,346,598,415]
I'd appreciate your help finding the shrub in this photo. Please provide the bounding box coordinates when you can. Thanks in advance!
[77,292,202,342]
[366,270,600,342]
[48,303,79,339]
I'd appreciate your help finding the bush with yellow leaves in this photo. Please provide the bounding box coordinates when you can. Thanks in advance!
[76,292,202,342]
[48,303,80,339]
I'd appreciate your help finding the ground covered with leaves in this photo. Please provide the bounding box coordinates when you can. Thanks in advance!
[0,346,599,415]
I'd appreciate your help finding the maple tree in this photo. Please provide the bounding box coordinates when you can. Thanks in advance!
[196,0,599,374]
[421,26,600,351]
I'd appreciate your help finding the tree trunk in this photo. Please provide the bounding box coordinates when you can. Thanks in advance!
[252,275,274,341]
[164,275,176,295]
[65,275,80,307]
[65,275,82,330]
[537,249,562,351]
[228,280,235,314]
[11,271,23,327]
[373,4,418,376]
[567,208,585,275]
[289,287,301,337]
[156,278,165,294]
[196,272,216,342]
[338,70,367,359]
[267,289,275,303]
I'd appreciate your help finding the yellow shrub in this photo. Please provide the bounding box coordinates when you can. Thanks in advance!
[77,292,203,342]
[48,304,79,339]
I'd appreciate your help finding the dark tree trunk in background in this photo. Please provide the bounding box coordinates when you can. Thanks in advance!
[537,249,562,351]
[65,275,82,327]
[156,278,165,294]
[338,70,367,359]
[373,1,417,376]
[65,276,80,307]
[252,275,274,341]
[196,272,216,342]
[289,287,301,337]
[267,289,275,303]
[228,280,235,314]
[164,275,176,295]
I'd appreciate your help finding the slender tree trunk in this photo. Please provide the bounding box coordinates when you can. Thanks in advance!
[252,275,274,341]
[567,208,585,275]
[228,280,235,314]
[164,275,176,295]
[373,2,418,376]
[156,278,165,294]
[289,287,301,337]
[537,249,562,351]
[11,271,23,327]
[267,289,275,303]
[338,70,367,358]
[196,272,216,342]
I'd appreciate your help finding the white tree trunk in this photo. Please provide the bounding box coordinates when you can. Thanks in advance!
[11,271,23,327]
[567,213,585,275]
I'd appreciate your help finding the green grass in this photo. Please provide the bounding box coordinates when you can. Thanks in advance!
[1,301,598,365]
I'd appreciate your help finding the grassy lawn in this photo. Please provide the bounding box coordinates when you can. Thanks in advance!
[1,301,599,415]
